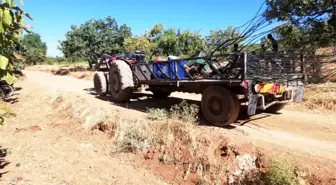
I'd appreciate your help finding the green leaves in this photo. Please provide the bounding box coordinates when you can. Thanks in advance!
[0,0,29,84]
[205,26,242,54]
[0,104,15,125]
[61,18,246,61]
[21,33,47,65]
[2,8,12,28]
[0,55,9,70]
[59,16,132,58]
[264,0,336,48]
[124,36,154,61]
[0,55,14,84]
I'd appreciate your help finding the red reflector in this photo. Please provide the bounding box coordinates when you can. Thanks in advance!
[241,80,248,89]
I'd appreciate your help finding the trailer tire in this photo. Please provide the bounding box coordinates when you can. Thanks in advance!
[151,89,171,99]
[265,103,286,113]
[109,60,134,103]
[93,72,108,96]
[201,86,240,127]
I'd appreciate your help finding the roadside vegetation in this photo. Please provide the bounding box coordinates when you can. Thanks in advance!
[2,0,336,184]
[49,91,309,184]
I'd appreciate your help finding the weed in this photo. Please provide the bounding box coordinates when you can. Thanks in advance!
[264,157,300,185]
[146,108,168,121]
[113,119,153,153]
[146,100,199,124]
[169,100,199,124]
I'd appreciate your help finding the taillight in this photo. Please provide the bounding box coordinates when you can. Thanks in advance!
[241,80,248,89]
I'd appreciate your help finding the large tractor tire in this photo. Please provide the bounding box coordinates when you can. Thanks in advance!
[265,103,286,113]
[93,72,108,96]
[151,89,171,99]
[201,86,240,127]
[109,60,134,103]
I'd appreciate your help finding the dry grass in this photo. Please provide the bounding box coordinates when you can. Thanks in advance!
[146,100,199,124]
[46,89,313,184]
[49,92,116,130]
[26,65,95,80]
[112,119,154,153]
[300,82,336,112]
[146,108,168,121]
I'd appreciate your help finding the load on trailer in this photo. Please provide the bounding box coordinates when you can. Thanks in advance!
[93,50,304,127]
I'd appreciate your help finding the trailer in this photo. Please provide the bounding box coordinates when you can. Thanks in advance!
[93,50,304,127]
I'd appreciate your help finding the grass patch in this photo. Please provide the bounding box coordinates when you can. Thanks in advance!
[113,100,200,155]
[146,100,199,124]
[264,157,301,185]
[169,100,199,124]
[146,108,168,121]
[112,119,153,153]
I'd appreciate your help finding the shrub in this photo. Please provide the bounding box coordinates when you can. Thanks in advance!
[265,157,300,185]
[146,108,168,121]
[112,119,153,153]
[169,100,199,124]
[146,100,199,124]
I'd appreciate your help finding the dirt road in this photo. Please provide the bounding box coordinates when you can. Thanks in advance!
[18,71,336,158]
[0,71,169,185]
[1,70,336,184]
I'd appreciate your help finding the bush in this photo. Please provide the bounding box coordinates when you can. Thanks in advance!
[146,108,168,121]
[169,100,199,124]
[112,119,153,153]
[146,100,199,124]
[45,57,58,65]
[265,157,301,185]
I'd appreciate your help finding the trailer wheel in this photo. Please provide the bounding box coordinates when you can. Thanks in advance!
[93,72,108,96]
[109,60,134,102]
[151,89,171,99]
[265,103,286,113]
[201,86,240,127]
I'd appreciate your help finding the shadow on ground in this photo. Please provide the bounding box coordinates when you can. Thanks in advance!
[0,147,9,178]
[85,89,276,128]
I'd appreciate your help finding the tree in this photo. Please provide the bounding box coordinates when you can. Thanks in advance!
[124,36,154,61]
[0,0,32,85]
[0,0,32,123]
[145,23,164,42]
[59,16,132,61]
[22,33,47,65]
[264,0,336,48]
[146,24,206,58]
[205,26,242,55]
[177,30,205,57]
[154,28,179,56]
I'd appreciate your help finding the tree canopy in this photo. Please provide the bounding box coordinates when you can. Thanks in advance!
[264,0,336,49]
[0,0,32,84]
[205,26,242,54]
[22,32,47,65]
[59,16,132,61]
[59,21,246,61]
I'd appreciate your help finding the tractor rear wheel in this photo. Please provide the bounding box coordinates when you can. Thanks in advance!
[201,86,240,127]
[109,60,134,103]
[93,72,108,96]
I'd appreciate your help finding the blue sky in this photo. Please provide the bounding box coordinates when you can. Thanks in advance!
[23,0,267,57]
